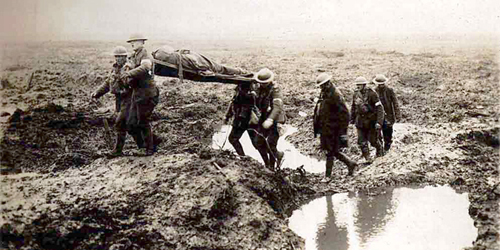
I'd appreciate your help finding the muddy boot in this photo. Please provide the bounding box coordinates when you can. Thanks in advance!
[362,151,373,164]
[337,152,357,176]
[130,129,145,149]
[384,142,391,152]
[376,146,385,158]
[110,132,126,156]
[321,159,334,183]
[153,134,163,152]
[276,151,284,169]
[144,126,155,156]
[229,137,245,156]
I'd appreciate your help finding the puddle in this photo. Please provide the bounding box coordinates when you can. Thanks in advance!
[288,185,477,250]
[212,125,325,173]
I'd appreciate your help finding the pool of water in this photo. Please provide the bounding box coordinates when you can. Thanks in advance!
[288,185,477,250]
[211,124,325,173]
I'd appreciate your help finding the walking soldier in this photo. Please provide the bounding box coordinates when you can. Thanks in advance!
[91,46,144,155]
[314,73,357,182]
[373,74,402,151]
[350,76,385,163]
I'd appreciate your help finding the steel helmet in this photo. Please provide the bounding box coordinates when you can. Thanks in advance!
[127,33,148,43]
[372,74,388,84]
[254,68,274,83]
[354,76,369,85]
[112,46,128,56]
[315,73,332,87]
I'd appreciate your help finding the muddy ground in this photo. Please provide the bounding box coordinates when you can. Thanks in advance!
[0,40,499,249]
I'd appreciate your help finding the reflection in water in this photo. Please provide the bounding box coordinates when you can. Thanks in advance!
[289,186,477,250]
[212,125,325,173]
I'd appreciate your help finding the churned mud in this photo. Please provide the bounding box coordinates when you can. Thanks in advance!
[1,41,499,249]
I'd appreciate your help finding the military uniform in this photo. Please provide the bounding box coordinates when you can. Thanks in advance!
[225,83,257,156]
[314,84,356,177]
[248,83,285,170]
[93,62,144,151]
[124,46,160,155]
[350,86,384,160]
[376,85,401,151]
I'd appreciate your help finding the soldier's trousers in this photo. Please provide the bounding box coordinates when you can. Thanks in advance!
[113,102,144,152]
[248,123,280,169]
[357,127,383,157]
[229,118,250,156]
[127,94,159,154]
[382,120,393,150]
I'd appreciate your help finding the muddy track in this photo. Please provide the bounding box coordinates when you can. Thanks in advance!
[1,41,499,249]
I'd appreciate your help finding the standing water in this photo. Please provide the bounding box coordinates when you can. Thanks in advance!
[288,185,477,250]
[212,124,325,173]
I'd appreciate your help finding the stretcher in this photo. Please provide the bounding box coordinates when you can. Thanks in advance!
[151,46,254,84]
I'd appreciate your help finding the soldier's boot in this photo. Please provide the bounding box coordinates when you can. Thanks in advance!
[337,152,357,176]
[111,132,127,156]
[269,151,277,171]
[229,137,245,156]
[384,142,392,152]
[375,143,385,158]
[144,126,155,156]
[256,147,271,170]
[130,129,145,149]
[276,151,284,169]
[362,150,373,164]
[153,134,163,151]
[321,159,334,183]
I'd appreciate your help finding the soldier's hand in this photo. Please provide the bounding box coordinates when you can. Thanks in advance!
[375,123,382,130]
[262,118,273,129]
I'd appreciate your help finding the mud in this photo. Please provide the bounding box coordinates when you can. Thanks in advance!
[1,41,499,249]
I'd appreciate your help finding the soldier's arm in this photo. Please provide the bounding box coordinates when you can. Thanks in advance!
[267,85,284,122]
[390,88,402,122]
[371,90,384,126]
[349,95,356,124]
[93,71,112,98]
[125,59,152,87]
[336,91,350,135]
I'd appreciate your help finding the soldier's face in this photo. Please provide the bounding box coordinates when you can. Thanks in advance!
[356,84,365,91]
[130,40,144,49]
[115,55,127,65]
[320,81,331,91]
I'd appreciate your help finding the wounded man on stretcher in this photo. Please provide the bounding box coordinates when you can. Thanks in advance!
[152,45,254,84]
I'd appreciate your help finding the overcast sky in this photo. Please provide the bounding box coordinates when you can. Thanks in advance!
[1,0,499,42]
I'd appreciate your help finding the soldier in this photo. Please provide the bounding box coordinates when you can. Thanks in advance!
[122,33,160,156]
[224,82,259,156]
[91,46,144,155]
[314,73,357,182]
[350,76,384,163]
[248,68,285,170]
[372,74,402,151]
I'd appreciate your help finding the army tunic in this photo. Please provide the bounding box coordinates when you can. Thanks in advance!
[314,86,350,153]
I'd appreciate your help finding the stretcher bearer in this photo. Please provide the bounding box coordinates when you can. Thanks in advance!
[91,46,144,155]
[249,68,285,171]
[224,82,259,156]
[372,74,402,152]
[314,73,357,182]
[350,76,385,163]
[122,33,161,156]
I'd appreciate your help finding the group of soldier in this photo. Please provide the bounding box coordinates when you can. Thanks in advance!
[93,33,401,182]
[91,34,160,156]
[226,71,401,182]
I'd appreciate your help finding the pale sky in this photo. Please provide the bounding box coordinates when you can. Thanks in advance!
[1,0,499,42]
